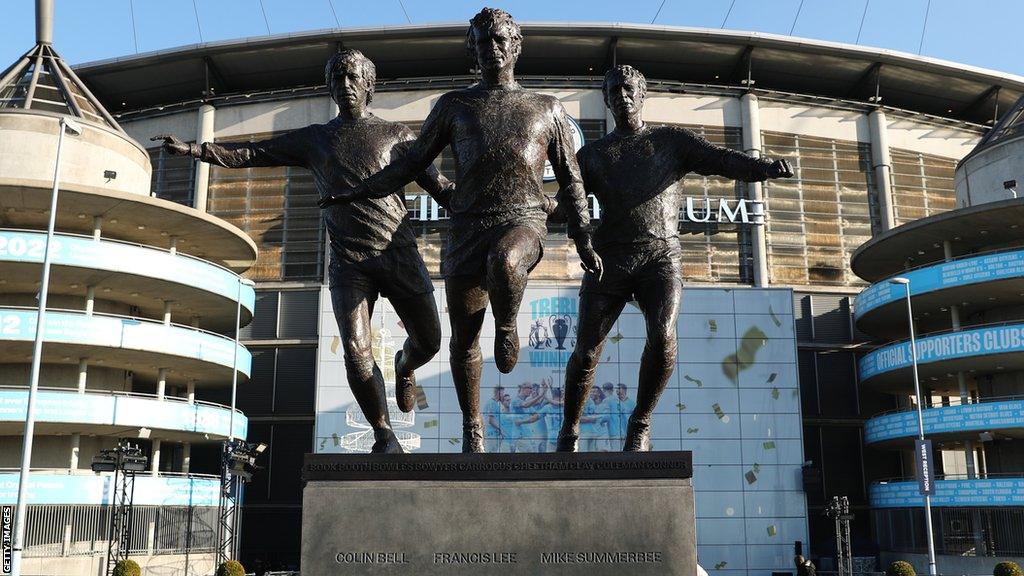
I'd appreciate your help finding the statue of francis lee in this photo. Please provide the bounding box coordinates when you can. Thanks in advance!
[153,49,454,454]
[321,8,599,453]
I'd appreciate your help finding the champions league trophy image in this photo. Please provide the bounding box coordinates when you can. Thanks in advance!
[154,49,453,454]
[557,64,793,452]
[322,7,599,452]
[551,313,572,350]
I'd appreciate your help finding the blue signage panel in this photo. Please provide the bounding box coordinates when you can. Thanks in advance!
[0,230,255,313]
[0,389,247,439]
[855,250,1024,320]
[915,439,935,495]
[0,473,220,507]
[865,400,1024,443]
[859,323,1024,380]
[0,308,251,377]
[871,478,1024,508]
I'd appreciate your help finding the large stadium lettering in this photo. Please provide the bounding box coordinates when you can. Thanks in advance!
[404,195,765,225]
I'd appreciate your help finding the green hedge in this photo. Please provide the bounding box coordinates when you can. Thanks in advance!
[216,559,246,576]
[112,559,141,576]
[886,560,916,576]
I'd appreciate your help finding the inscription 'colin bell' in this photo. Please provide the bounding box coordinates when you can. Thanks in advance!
[336,552,410,564]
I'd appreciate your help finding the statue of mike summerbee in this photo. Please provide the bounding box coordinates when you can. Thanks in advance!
[153,50,453,453]
[557,65,794,452]
[320,8,600,452]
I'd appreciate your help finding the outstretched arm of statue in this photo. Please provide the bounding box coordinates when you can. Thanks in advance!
[681,128,793,182]
[151,128,311,169]
[319,96,452,208]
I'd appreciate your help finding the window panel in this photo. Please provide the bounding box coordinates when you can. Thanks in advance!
[890,149,957,227]
[763,132,877,287]
[148,146,195,207]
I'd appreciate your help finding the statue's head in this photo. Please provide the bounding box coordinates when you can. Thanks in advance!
[325,49,376,110]
[795,555,806,567]
[466,7,522,76]
[603,64,647,119]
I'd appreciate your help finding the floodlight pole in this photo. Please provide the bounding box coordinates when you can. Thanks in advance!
[10,117,82,576]
[891,277,938,576]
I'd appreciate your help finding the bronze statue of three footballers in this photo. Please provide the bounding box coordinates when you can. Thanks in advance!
[162,7,792,454]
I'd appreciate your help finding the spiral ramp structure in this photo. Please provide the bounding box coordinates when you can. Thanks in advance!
[0,14,257,573]
[853,105,1024,559]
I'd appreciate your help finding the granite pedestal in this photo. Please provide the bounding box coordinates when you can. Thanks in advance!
[300,452,695,575]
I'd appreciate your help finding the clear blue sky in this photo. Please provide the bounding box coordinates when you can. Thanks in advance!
[2,0,1020,77]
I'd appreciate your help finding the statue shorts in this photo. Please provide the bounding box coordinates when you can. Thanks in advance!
[329,245,434,299]
[580,239,682,299]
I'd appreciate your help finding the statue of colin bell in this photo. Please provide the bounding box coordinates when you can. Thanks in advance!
[557,65,794,452]
[153,50,454,453]
[320,8,600,452]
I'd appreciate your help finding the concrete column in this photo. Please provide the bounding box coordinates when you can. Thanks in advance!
[193,103,216,212]
[740,92,770,287]
[92,216,102,240]
[151,439,161,476]
[61,523,72,557]
[186,380,196,404]
[69,433,80,469]
[169,236,178,256]
[868,109,896,231]
[163,301,173,325]
[182,442,191,474]
[85,286,95,316]
[77,358,87,392]
[157,368,167,401]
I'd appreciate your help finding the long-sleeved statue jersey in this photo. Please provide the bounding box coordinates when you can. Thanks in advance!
[577,125,776,250]
[196,114,452,262]
[357,84,590,238]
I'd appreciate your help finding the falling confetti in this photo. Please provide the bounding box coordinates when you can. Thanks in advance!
[609,332,624,344]
[687,427,700,434]
[416,385,429,410]
[715,562,729,570]
[331,433,340,446]
[722,326,768,383]
[744,470,757,484]
[683,375,704,388]
[448,438,460,446]
[767,525,778,537]
[768,305,782,328]
[676,403,687,411]
[330,335,340,355]
[708,319,718,333]
[771,387,780,400]
[318,437,327,450]
[712,403,726,420]
[766,372,778,384]
[763,441,776,450]
[423,419,438,429]
[752,463,761,473]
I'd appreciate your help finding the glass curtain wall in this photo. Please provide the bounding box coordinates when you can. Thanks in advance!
[890,148,957,226]
[761,132,877,287]
[206,133,324,281]
[148,146,195,207]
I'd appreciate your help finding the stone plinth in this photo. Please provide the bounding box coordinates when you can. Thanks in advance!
[301,452,695,575]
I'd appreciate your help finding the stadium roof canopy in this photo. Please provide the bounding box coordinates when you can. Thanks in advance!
[74,22,1024,126]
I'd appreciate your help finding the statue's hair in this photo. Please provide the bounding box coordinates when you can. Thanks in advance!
[465,7,522,64]
[602,64,647,101]
[325,49,376,104]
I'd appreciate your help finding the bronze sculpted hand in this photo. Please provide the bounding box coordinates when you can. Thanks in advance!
[150,134,198,157]
[767,158,794,178]
[575,235,603,281]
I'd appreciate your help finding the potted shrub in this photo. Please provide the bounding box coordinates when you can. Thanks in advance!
[112,559,141,576]
[216,559,246,576]
[886,560,916,576]
[995,561,1023,576]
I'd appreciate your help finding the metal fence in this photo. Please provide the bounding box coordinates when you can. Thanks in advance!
[873,506,1024,557]
[22,504,219,558]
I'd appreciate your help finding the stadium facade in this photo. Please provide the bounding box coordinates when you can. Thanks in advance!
[5,19,1023,576]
